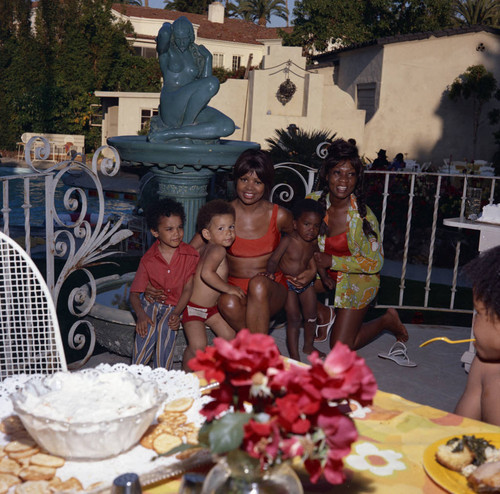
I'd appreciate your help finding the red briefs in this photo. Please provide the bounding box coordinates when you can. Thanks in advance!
[182,302,218,323]
[228,271,288,295]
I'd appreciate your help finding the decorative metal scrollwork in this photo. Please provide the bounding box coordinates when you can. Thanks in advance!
[23,138,133,368]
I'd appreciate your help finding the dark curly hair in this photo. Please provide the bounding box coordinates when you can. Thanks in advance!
[463,246,500,319]
[317,138,377,240]
[292,198,325,221]
[196,199,235,233]
[145,197,186,231]
[233,149,275,198]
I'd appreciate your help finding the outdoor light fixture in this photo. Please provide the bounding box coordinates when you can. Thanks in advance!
[476,42,485,52]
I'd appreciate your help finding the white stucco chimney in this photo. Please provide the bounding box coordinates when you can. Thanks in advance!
[208,2,224,24]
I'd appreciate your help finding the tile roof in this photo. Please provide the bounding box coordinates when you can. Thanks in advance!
[112,3,290,45]
[313,25,500,61]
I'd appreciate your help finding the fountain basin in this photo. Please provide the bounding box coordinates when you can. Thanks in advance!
[107,136,259,167]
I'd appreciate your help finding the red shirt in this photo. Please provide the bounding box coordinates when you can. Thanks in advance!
[130,241,199,306]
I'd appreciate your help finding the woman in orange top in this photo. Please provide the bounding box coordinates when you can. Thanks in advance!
[210,149,293,333]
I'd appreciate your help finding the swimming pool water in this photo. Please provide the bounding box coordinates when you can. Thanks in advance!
[0,167,137,226]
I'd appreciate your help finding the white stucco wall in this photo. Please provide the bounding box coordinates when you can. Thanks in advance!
[336,32,500,163]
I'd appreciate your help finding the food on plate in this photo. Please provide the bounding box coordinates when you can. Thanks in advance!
[436,437,475,471]
[0,437,72,493]
[0,458,22,476]
[163,397,194,413]
[468,461,500,492]
[139,398,200,454]
[153,433,182,454]
[29,453,65,469]
[18,466,56,482]
[435,435,500,492]
[15,479,51,494]
[0,416,26,436]
[0,473,21,494]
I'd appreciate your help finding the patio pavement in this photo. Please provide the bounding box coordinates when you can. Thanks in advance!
[84,320,472,415]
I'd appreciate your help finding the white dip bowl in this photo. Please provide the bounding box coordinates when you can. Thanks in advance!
[10,369,167,460]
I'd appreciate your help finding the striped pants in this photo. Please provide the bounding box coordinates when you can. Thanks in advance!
[132,298,177,369]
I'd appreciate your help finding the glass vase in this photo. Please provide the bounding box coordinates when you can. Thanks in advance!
[201,450,303,494]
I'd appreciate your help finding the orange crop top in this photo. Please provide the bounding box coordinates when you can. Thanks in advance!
[227,204,281,258]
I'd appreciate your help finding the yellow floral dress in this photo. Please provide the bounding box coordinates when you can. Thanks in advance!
[307,192,383,309]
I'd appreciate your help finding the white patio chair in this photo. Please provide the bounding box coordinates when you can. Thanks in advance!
[0,231,67,379]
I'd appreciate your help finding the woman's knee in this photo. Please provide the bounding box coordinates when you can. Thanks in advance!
[219,293,244,315]
[247,276,270,300]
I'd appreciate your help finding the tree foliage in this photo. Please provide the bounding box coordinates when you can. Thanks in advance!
[448,64,497,158]
[453,0,500,26]
[233,0,288,26]
[164,0,210,14]
[0,0,161,152]
[283,0,454,52]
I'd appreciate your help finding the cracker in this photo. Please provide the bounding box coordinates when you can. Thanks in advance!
[0,473,21,494]
[152,433,182,455]
[48,476,82,492]
[19,466,56,482]
[5,439,37,454]
[157,411,187,426]
[139,425,158,449]
[8,447,40,460]
[0,416,26,436]
[15,480,50,494]
[29,454,65,469]
[163,397,194,413]
[0,457,22,476]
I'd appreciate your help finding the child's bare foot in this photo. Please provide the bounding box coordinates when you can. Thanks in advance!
[383,308,408,342]
[303,346,326,359]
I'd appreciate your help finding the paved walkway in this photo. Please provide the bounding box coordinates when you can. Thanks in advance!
[84,320,472,415]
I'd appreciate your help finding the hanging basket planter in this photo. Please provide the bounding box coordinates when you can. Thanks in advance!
[276,78,296,105]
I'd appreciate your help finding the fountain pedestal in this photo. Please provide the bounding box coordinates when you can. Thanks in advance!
[107,136,259,241]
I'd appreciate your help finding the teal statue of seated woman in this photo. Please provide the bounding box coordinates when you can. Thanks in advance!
[148,17,235,143]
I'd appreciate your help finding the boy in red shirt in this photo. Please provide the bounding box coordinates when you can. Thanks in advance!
[129,198,199,369]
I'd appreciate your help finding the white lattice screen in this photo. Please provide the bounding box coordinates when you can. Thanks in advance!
[0,232,67,379]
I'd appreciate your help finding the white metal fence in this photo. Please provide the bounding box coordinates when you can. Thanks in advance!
[272,161,499,316]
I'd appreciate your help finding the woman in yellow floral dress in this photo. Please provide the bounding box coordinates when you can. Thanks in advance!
[308,139,408,350]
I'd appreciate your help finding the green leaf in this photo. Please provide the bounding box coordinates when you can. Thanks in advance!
[208,412,252,454]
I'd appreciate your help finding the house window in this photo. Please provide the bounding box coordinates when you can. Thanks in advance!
[213,53,224,68]
[356,83,376,122]
[133,46,157,59]
[232,55,241,72]
[141,108,158,129]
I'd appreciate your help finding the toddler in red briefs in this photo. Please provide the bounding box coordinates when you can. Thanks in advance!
[182,200,242,371]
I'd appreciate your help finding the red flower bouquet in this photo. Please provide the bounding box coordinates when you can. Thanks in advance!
[188,329,377,485]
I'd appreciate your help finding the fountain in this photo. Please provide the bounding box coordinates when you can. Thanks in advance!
[108,16,259,240]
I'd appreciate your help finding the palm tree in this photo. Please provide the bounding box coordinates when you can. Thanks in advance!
[116,0,149,6]
[453,0,500,26]
[237,0,288,26]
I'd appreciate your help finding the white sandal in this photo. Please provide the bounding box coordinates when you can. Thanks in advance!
[315,306,335,343]
[378,341,417,367]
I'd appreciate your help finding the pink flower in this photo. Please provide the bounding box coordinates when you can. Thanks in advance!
[193,331,376,486]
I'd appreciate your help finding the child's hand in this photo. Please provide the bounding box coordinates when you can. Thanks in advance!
[145,283,166,304]
[226,285,246,300]
[258,271,275,281]
[169,313,181,331]
[135,313,152,338]
[321,275,335,291]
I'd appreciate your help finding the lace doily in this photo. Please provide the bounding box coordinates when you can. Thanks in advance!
[0,364,211,489]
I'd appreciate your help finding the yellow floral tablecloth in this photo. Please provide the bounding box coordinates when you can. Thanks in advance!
[145,390,500,494]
